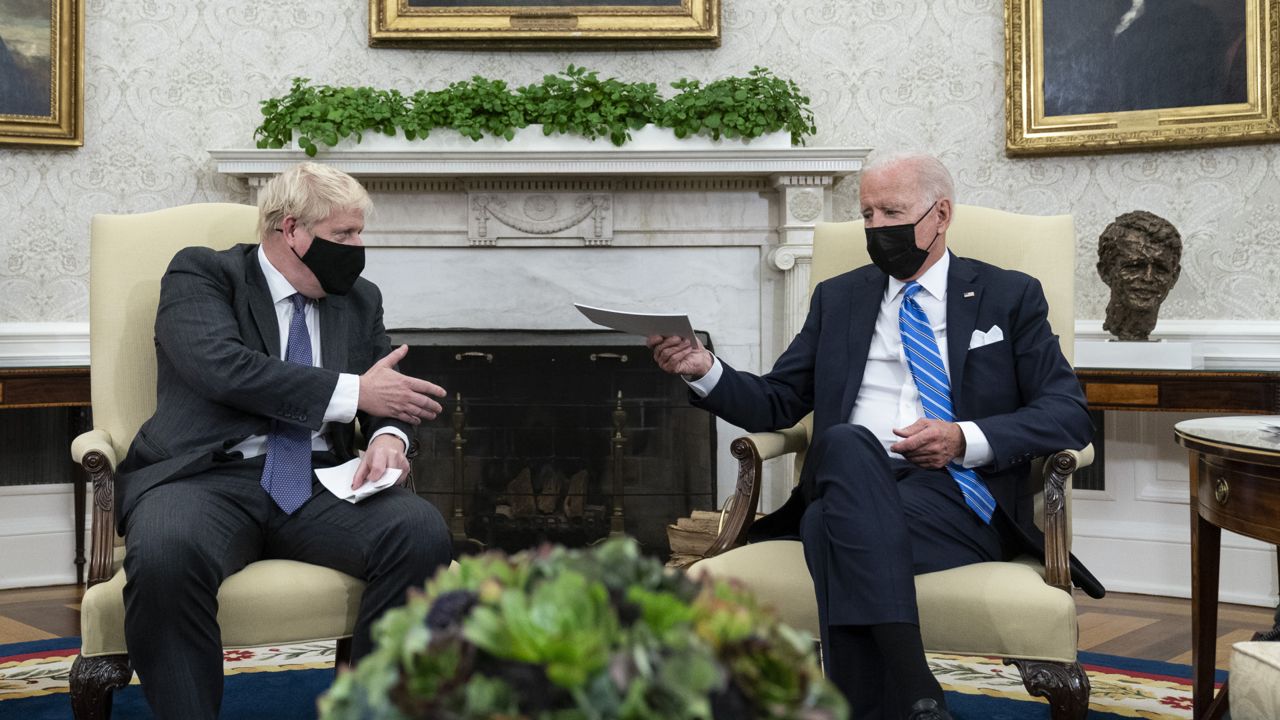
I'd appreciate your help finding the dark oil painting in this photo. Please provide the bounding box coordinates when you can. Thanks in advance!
[1042,0,1247,116]
[0,0,52,117]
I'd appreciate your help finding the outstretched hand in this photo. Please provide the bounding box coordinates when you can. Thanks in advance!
[890,418,966,469]
[646,335,714,379]
[358,345,446,425]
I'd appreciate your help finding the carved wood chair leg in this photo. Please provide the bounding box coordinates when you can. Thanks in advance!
[1005,658,1090,720]
[335,637,353,671]
[69,654,132,720]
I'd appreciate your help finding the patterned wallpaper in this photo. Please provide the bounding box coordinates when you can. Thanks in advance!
[0,0,1272,323]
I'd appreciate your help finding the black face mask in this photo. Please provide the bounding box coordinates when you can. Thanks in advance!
[865,201,941,280]
[294,235,365,295]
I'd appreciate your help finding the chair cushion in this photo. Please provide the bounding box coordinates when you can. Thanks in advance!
[1230,641,1280,720]
[689,540,1077,663]
[80,560,365,657]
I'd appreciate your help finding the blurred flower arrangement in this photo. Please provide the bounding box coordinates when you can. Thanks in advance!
[319,539,846,720]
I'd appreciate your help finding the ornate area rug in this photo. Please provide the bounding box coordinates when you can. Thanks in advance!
[0,638,1226,719]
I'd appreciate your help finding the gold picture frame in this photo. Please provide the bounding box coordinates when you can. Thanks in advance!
[1005,0,1278,156]
[369,0,719,48]
[0,0,83,147]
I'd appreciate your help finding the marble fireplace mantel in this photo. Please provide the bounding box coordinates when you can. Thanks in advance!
[211,144,871,509]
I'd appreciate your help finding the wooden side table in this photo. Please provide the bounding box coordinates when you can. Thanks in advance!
[1078,368,1280,414]
[0,367,92,584]
[1175,416,1280,720]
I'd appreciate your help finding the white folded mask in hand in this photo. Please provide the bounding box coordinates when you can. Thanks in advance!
[315,457,402,504]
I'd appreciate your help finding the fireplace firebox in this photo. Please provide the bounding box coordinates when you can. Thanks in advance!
[391,330,716,558]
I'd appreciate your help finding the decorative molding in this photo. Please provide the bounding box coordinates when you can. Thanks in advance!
[768,245,813,272]
[364,178,777,194]
[210,147,871,182]
[787,189,824,222]
[470,193,613,246]
[0,322,90,367]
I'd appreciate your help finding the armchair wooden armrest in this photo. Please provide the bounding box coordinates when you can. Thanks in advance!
[1039,445,1093,594]
[705,423,809,557]
[71,429,120,587]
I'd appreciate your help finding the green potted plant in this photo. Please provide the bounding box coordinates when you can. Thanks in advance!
[254,66,817,157]
[318,539,846,720]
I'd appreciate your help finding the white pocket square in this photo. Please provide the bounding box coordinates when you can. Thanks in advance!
[968,325,1005,350]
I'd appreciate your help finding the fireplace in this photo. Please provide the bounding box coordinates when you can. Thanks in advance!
[392,330,716,557]
[213,143,867,518]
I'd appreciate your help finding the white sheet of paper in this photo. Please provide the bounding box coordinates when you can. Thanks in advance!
[575,303,696,340]
[315,457,402,504]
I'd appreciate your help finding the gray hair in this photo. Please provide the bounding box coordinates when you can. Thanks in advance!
[257,162,372,242]
[863,152,956,210]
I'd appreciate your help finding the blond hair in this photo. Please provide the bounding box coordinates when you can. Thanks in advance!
[257,162,372,242]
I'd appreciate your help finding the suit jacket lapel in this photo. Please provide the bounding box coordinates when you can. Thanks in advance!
[839,271,888,420]
[244,247,281,359]
[319,294,349,372]
[946,254,981,413]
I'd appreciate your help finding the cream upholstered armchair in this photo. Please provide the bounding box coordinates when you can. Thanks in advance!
[69,204,366,719]
[690,206,1096,720]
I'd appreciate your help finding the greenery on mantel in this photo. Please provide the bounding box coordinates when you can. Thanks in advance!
[254,66,817,157]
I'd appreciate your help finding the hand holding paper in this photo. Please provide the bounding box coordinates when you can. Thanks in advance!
[317,458,403,504]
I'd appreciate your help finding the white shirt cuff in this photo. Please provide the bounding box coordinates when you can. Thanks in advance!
[684,356,723,398]
[369,426,409,453]
[957,421,994,468]
[325,373,360,423]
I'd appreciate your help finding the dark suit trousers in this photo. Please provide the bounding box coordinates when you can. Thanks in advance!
[797,425,1005,711]
[121,453,451,720]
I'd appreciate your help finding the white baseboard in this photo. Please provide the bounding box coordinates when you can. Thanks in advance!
[0,484,87,589]
[0,322,90,367]
[1074,519,1279,607]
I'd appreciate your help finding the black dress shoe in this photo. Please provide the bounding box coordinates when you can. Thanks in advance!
[907,698,954,720]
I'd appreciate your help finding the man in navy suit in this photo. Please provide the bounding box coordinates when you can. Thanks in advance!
[648,153,1098,720]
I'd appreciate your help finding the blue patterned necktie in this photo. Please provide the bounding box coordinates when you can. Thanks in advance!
[899,282,996,523]
[260,293,314,514]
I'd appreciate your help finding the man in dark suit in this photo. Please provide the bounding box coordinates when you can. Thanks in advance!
[648,153,1099,720]
[117,162,452,719]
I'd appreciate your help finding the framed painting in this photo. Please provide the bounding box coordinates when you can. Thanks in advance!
[0,0,82,147]
[1005,0,1279,156]
[369,0,719,48]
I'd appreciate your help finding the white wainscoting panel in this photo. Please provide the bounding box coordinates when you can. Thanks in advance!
[0,484,84,589]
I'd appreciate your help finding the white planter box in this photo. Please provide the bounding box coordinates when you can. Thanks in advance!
[298,125,792,153]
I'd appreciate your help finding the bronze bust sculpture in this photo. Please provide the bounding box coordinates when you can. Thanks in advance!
[1097,211,1182,342]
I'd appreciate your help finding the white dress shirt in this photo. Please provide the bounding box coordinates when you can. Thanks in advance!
[226,247,406,459]
[688,252,994,468]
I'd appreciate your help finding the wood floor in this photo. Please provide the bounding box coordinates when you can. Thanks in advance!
[0,584,1274,671]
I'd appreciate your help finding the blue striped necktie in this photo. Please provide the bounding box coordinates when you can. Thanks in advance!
[899,281,996,523]
[260,293,314,514]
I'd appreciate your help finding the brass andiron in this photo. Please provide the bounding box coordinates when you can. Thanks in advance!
[610,391,628,537]
[450,392,468,543]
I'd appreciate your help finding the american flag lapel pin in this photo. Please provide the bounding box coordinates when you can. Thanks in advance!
[963,291,975,298]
